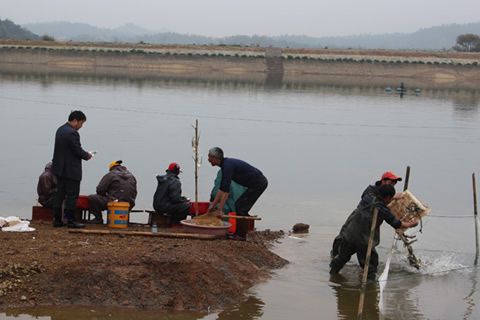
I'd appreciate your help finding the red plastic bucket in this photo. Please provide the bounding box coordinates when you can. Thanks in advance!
[189,201,210,216]
[228,212,237,233]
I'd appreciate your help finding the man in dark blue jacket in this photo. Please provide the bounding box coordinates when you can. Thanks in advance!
[208,147,268,239]
[52,110,92,228]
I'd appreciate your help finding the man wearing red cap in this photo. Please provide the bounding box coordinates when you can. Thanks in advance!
[152,162,190,224]
[362,171,403,205]
[331,171,403,256]
[329,183,418,280]
[329,171,413,279]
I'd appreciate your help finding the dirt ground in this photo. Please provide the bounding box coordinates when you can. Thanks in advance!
[0,222,287,312]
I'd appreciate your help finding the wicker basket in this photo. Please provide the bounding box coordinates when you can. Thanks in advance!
[388,190,430,222]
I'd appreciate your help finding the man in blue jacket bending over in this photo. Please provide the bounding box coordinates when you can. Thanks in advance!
[208,147,268,240]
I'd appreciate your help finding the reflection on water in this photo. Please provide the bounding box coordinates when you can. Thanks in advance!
[1,306,204,320]
[463,267,479,320]
[1,70,480,108]
[329,276,380,320]
[453,93,480,111]
[215,296,265,320]
[0,294,266,320]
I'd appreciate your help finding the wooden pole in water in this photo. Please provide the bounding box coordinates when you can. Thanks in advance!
[379,166,413,314]
[473,173,478,266]
[357,205,379,320]
[403,166,410,191]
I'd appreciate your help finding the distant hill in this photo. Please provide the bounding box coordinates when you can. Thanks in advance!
[24,21,166,42]
[0,19,39,40]
[22,21,480,50]
[315,22,480,50]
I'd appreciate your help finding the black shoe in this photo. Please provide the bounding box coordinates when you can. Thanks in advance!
[53,221,65,228]
[67,221,85,228]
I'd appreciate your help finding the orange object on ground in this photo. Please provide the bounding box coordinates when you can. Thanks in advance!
[228,212,237,233]
[107,201,130,229]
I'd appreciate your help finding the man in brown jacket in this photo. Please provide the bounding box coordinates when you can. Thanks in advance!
[88,160,137,224]
[37,162,57,208]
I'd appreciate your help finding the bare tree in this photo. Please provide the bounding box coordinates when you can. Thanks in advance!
[454,33,480,52]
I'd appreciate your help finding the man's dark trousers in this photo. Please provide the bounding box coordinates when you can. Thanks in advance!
[53,177,80,223]
[235,175,268,238]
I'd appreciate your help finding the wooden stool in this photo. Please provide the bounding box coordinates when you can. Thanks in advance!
[147,211,172,228]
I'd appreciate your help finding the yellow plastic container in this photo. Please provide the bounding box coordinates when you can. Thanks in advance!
[107,201,130,229]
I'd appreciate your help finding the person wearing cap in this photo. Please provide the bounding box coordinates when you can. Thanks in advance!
[88,160,137,224]
[52,110,92,228]
[152,162,190,224]
[207,147,268,240]
[329,184,417,280]
[363,171,403,204]
[331,171,404,261]
[37,161,58,208]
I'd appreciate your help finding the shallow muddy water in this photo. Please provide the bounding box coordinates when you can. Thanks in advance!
[0,75,479,319]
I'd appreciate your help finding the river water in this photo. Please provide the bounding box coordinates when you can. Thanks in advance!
[0,74,479,319]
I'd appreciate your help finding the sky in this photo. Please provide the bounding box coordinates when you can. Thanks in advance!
[2,0,480,37]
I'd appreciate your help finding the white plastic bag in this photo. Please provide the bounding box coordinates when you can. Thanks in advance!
[0,216,35,232]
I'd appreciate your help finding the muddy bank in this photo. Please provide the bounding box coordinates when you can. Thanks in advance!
[1,41,480,89]
[0,222,287,312]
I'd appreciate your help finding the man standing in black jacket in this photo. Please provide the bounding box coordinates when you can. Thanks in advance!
[52,110,92,228]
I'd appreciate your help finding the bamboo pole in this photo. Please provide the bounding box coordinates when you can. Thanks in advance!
[399,165,420,269]
[380,165,411,275]
[69,229,219,240]
[192,119,200,215]
[473,173,478,217]
[379,166,413,314]
[403,166,410,191]
[357,205,379,320]
[473,173,478,266]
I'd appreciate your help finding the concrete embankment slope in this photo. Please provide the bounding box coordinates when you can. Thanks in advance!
[1,42,480,89]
